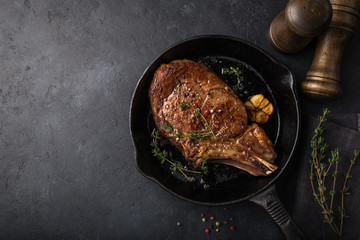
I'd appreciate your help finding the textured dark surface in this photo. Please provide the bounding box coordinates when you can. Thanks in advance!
[1,0,360,239]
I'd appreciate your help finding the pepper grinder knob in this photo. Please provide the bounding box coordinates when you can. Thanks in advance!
[269,0,332,53]
[301,0,360,100]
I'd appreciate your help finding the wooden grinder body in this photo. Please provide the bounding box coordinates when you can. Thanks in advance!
[302,0,360,99]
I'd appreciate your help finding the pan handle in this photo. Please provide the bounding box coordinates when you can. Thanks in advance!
[248,185,307,240]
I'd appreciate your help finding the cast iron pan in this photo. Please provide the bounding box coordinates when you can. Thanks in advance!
[130,35,305,239]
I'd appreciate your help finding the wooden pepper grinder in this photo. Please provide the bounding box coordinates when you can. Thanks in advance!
[302,0,360,100]
[269,0,332,53]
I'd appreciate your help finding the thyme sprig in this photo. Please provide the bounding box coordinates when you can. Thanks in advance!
[309,108,359,237]
[199,158,209,174]
[188,130,211,140]
[195,107,217,140]
[221,67,244,90]
[187,106,218,140]
[339,149,358,234]
[151,129,208,181]
[188,126,229,140]
[179,101,221,141]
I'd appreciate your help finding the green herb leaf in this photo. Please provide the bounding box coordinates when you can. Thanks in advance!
[188,131,203,139]
[151,128,204,180]
[221,67,244,90]
[176,129,181,139]
[344,172,352,178]
[180,102,190,111]
[354,149,359,158]
[188,130,212,140]
[308,108,359,237]
[221,68,230,74]
[199,158,209,175]
[310,173,315,180]
[163,121,173,133]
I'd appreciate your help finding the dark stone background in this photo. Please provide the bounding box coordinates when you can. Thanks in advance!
[1,0,359,239]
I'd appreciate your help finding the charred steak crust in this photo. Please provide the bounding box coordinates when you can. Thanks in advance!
[149,59,277,176]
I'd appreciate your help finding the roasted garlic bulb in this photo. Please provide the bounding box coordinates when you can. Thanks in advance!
[244,94,274,124]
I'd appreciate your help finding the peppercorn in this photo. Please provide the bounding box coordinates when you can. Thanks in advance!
[177,222,181,226]
[216,228,220,232]
[205,109,210,114]
[202,218,206,222]
[192,102,198,108]
[215,221,220,227]
[223,207,227,211]
[209,224,213,230]
[205,228,210,234]
[230,217,235,221]
[230,226,235,231]
[210,109,214,113]
[201,213,204,218]
[210,216,214,220]
[224,220,228,224]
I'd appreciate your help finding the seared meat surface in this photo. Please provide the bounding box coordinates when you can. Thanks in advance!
[149,59,277,176]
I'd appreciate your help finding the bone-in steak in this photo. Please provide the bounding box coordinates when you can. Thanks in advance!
[149,59,277,176]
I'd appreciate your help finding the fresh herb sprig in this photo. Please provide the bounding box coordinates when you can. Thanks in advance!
[188,130,211,140]
[187,106,218,140]
[221,67,244,90]
[151,129,208,181]
[309,108,359,237]
[199,158,209,174]
[339,149,358,234]
[195,107,217,139]
[188,126,229,141]
[177,103,228,141]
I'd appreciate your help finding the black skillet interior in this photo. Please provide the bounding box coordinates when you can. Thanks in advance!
[130,35,299,205]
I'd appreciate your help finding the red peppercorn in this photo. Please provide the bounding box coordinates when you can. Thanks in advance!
[192,102,198,108]
[205,109,210,114]
[205,228,210,234]
[201,213,204,218]
[230,226,235,231]
[210,216,214,220]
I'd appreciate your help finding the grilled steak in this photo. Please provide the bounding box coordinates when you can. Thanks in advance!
[149,59,277,176]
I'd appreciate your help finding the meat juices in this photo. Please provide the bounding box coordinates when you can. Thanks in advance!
[149,59,277,176]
